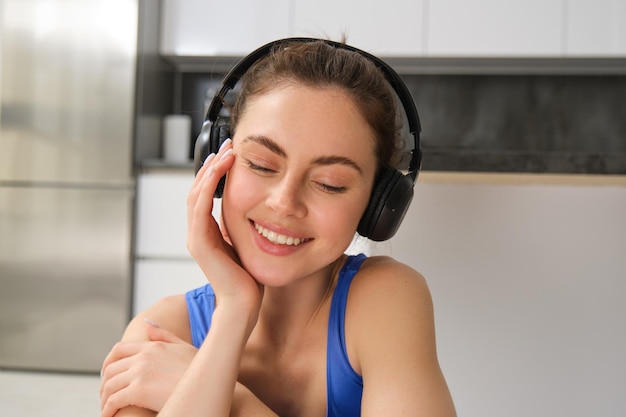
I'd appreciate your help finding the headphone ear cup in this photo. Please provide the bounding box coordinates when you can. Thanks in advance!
[358,168,414,241]
[193,121,231,198]
[210,124,231,198]
[194,120,212,175]
[210,123,231,155]
[358,168,399,240]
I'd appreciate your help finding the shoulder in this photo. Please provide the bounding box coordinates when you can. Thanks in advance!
[350,255,432,312]
[122,293,192,344]
[345,256,435,370]
[345,256,457,415]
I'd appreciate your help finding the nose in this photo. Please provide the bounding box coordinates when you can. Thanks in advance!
[266,176,307,218]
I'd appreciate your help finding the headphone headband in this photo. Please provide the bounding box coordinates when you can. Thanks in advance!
[205,37,422,179]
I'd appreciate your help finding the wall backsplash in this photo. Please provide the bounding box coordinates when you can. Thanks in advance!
[180,73,626,175]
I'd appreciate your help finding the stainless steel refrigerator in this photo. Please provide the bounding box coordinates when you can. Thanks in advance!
[0,0,138,373]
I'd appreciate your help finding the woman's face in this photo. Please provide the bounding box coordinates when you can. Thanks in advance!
[221,83,378,287]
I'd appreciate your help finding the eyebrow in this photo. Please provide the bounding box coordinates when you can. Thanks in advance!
[243,135,287,158]
[242,135,364,175]
[311,155,363,175]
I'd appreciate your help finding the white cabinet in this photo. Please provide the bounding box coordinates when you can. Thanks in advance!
[159,0,291,56]
[427,0,562,56]
[160,0,426,57]
[566,0,626,56]
[134,259,206,315]
[159,0,625,62]
[135,171,194,258]
[292,0,426,56]
[134,170,221,315]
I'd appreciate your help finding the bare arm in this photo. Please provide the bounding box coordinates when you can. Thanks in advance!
[157,303,256,416]
[230,384,279,417]
[99,295,193,417]
[114,407,156,417]
[156,139,265,416]
[350,258,457,416]
[103,140,272,416]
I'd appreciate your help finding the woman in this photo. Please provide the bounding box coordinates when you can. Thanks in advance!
[100,38,456,417]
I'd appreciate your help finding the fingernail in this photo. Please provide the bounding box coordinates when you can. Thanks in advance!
[218,138,232,152]
[220,148,233,161]
[203,153,216,166]
[143,318,160,328]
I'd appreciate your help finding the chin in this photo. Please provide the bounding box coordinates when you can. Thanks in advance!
[239,251,297,281]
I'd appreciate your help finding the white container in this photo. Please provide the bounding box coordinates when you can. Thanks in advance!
[163,114,192,163]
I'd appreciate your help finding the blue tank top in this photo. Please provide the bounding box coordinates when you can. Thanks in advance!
[185,254,366,417]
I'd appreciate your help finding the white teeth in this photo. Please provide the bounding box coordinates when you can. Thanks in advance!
[254,223,305,246]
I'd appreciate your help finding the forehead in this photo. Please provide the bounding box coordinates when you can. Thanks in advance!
[235,84,377,159]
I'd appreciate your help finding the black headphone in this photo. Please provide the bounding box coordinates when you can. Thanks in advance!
[194,37,422,241]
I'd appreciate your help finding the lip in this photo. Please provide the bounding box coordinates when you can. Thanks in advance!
[249,220,311,256]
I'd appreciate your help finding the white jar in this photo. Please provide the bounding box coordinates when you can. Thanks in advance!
[162,114,192,163]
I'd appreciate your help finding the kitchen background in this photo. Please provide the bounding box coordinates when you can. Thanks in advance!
[1,0,625,416]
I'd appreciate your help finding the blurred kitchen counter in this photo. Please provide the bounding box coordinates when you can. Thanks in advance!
[419,171,626,186]
[139,158,626,187]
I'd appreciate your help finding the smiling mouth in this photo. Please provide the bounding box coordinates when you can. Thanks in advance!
[254,223,309,246]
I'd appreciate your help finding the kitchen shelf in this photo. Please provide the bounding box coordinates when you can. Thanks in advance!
[162,54,626,75]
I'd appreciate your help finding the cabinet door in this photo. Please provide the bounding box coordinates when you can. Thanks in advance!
[135,172,194,258]
[566,0,626,56]
[159,0,291,56]
[427,0,562,56]
[135,171,223,258]
[292,0,425,56]
[134,259,207,315]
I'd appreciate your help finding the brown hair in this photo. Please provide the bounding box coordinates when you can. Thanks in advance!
[229,40,403,171]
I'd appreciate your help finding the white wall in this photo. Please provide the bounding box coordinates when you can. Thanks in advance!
[377,174,626,417]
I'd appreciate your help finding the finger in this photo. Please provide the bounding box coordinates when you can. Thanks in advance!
[100,354,133,398]
[187,151,225,231]
[187,137,231,209]
[101,387,134,417]
[187,152,216,216]
[100,367,130,411]
[100,341,144,377]
[199,143,233,198]
[190,137,231,190]
[196,151,217,178]
[101,399,120,417]
[145,320,187,344]
[191,152,217,194]
[196,138,233,188]
[188,147,234,247]
[188,138,232,201]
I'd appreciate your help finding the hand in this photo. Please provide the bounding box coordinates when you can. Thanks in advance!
[187,139,239,270]
[99,321,197,417]
[187,139,263,321]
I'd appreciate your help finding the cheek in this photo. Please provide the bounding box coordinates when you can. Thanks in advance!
[223,164,258,205]
[310,192,370,236]
[221,166,255,230]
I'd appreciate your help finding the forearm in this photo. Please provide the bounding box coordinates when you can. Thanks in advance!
[230,383,279,417]
[113,406,156,417]
[158,305,255,417]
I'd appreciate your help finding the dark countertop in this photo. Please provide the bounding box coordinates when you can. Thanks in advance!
[422,149,626,175]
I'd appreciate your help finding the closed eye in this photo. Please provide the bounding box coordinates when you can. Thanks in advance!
[316,182,347,194]
[245,159,275,173]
